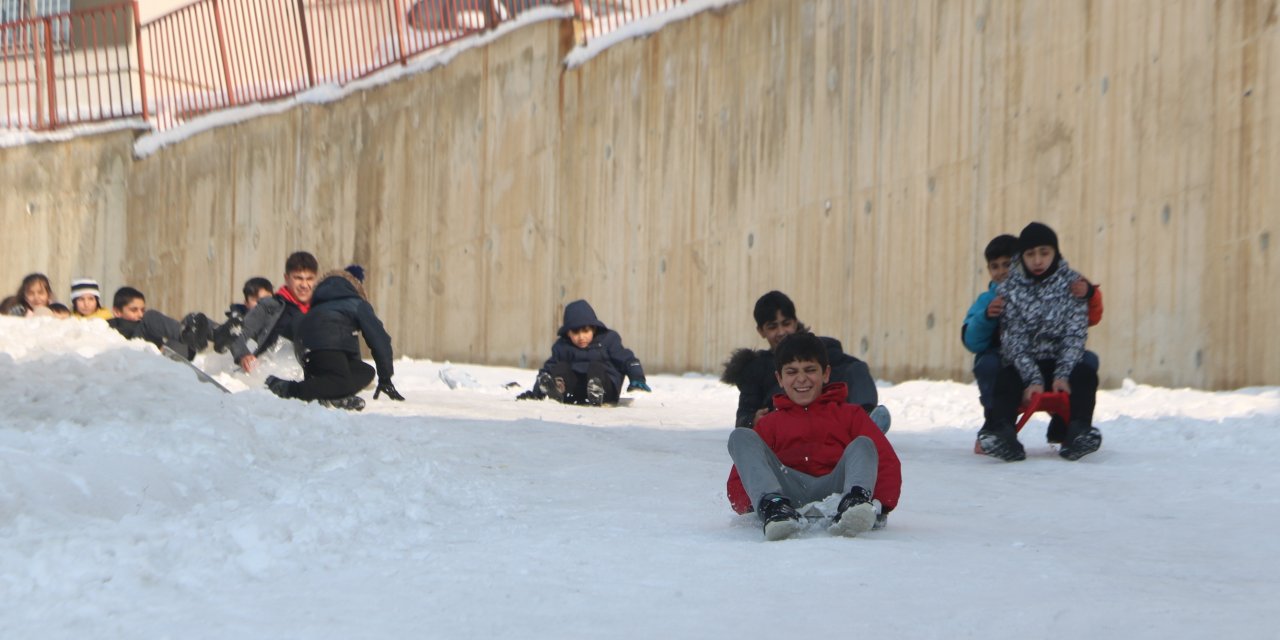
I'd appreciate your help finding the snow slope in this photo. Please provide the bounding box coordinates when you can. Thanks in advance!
[1,317,1277,639]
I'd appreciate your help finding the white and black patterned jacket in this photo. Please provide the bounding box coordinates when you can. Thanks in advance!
[997,257,1088,387]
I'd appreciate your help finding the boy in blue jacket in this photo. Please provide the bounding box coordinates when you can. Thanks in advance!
[516,299,649,406]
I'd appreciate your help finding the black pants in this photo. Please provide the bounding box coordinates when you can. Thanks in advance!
[548,361,620,404]
[293,350,375,401]
[992,359,1097,426]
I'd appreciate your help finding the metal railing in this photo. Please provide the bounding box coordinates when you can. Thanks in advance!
[0,1,143,129]
[3,0,688,132]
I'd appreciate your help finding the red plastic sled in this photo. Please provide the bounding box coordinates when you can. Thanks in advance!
[973,391,1071,454]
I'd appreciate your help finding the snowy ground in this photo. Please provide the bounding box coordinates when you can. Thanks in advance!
[2,316,1278,639]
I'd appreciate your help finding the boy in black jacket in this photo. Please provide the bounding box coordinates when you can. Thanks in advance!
[722,291,888,432]
[516,299,649,406]
[265,266,403,411]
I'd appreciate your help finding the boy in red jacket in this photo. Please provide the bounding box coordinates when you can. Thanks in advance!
[726,332,902,541]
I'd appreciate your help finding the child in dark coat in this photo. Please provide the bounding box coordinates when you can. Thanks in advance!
[726,332,902,541]
[516,299,648,406]
[106,286,216,361]
[265,267,402,411]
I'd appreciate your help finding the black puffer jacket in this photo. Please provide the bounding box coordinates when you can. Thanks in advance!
[722,336,878,429]
[297,272,395,381]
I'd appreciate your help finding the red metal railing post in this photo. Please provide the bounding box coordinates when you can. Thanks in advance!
[42,16,57,129]
[296,0,316,86]
[210,0,236,105]
[392,0,409,66]
[133,0,149,123]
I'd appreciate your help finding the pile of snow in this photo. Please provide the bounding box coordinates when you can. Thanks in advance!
[1,316,1276,638]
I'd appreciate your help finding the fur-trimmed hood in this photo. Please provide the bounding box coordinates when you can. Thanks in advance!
[311,269,367,305]
[721,347,769,386]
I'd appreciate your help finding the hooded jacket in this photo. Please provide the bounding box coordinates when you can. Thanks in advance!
[996,256,1088,386]
[297,271,395,381]
[725,382,902,514]
[721,335,878,429]
[538,300,645,390]
[230,285,309,363]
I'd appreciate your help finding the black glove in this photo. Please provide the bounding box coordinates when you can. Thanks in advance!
[515,389,543,401]
[373,379,405,401]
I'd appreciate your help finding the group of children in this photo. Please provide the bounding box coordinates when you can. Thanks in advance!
[6,221,1100,541]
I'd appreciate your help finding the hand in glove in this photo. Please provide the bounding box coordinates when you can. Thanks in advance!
[515,389,543,401]
[374,379,405,401]
[626,381,652,393]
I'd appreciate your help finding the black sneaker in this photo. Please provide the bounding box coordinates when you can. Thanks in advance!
[586,377,606,406]
[1059,420,1102,461]
[977,420,1026,462]
[757,494,803,541]
[264,375,292,399]
[180,313,213,354]
[830,486,876,537]
[319,395,366,412]
[536,372,564,402]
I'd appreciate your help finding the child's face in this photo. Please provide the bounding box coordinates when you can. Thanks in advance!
[774,358,831,407]
[1022,245,1057,276]
[757,311,798,349]
[986,256,1012,283]
[245,287,273,310]
[74,295,100,315]
[114,298,145,322]
[284,270,317,304]
[568,326,595,348]
[24,282,51,308]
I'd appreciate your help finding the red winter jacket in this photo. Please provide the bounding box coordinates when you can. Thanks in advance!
[726,382,902,514]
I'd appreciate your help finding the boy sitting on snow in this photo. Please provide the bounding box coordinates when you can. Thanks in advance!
[515,299,649,406]
[726,331,901,541]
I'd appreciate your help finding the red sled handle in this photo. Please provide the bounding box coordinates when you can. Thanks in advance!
[1014,391,1071,432]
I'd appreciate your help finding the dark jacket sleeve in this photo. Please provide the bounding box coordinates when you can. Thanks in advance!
[734,358,777,429]
[355,300,395,381]
[230,296,285,361]
[604,332,645,383]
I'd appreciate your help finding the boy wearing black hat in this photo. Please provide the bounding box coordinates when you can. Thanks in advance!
[978,222,1102,462]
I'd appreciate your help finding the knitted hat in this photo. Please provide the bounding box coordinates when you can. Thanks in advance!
[344,264,365,283]
[1018,222,1059,254]
[70,278,102,301]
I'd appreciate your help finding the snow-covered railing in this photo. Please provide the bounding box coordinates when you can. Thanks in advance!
[2,0,687,132]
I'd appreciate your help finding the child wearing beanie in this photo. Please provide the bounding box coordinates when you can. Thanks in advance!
[70,278,113,321]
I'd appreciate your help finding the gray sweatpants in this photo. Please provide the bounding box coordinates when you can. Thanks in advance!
[728,428,878,510]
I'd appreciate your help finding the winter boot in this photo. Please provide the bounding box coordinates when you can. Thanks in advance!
[536,371,564,402]
[1059,420,1102,461]
[977,419,1026,462]
[586,376,606,406]
[757,494,803,541]
[319,395,366,412]
[264,375,293,399]
[180,313,213,355]
[829,486,877,538]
